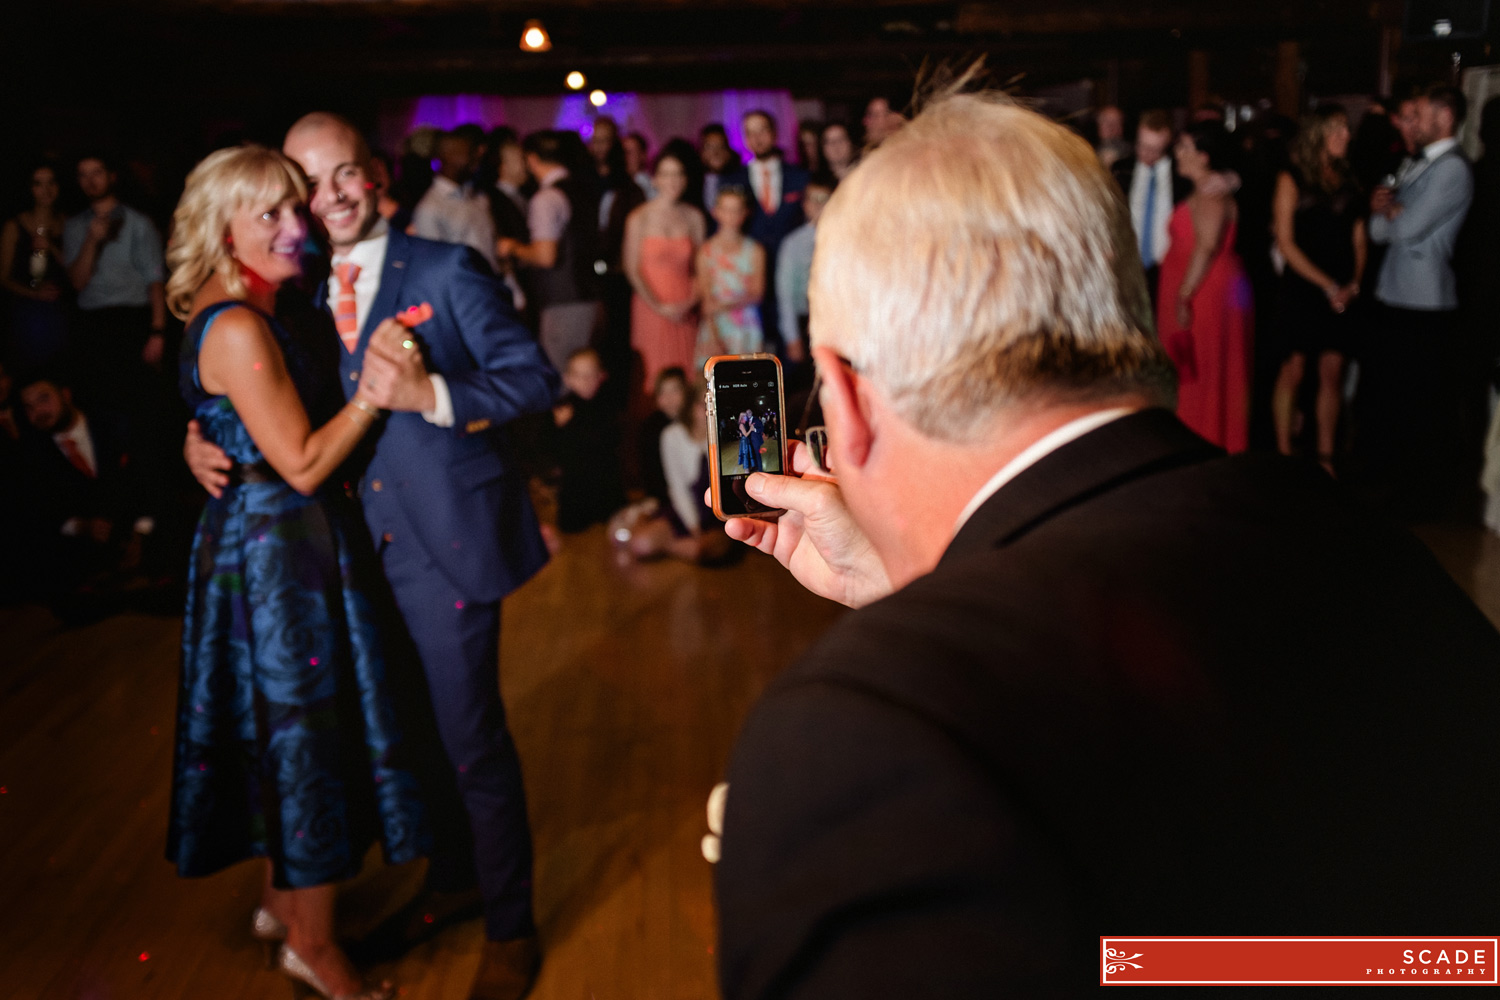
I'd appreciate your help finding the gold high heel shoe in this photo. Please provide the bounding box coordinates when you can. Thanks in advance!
[253,907,288,968]
[278,944,395,1000]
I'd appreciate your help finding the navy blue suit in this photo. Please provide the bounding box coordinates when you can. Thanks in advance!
[725,157,807,351]
[320,229,559,940]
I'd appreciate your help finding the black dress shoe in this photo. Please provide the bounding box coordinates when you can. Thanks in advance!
[348,886,485,964]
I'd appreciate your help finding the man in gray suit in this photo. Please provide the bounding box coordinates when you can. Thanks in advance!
[1363,83,1473,516]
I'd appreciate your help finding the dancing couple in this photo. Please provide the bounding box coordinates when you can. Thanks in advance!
[172,114,558,1000]
[736,408,764,473]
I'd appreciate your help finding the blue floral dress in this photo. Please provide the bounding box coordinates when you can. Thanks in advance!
[168,300,435,888]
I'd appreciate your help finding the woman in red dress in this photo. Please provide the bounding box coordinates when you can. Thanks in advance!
[1156,120,1254,453]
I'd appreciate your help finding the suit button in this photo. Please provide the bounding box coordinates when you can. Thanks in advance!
[371,479,383,492]
[349,371,359,381]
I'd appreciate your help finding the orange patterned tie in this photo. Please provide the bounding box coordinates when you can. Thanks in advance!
[334,261,361,353]
[759,162,775,215]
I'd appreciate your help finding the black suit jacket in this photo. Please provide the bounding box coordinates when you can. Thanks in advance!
[716,409,1500,998]
[725,157,809,262]
[20,412,140,533]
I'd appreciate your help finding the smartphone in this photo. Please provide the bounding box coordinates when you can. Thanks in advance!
[704,353,787,521]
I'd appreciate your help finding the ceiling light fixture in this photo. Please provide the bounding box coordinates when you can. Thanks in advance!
[566,71,586,90]
[520,19,552,52]
[589,89,608,108]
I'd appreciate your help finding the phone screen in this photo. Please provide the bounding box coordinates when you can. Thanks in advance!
[710,357,784,517]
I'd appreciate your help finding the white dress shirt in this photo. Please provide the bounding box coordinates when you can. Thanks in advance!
[747,156,783,213]
[1400,136,1459,189]
[1129,159,1174,268]
[953,408,1137,535]
[54,412,96,477]
[54,412,154,535]
[329,218,454,427]
[410,175,500,273]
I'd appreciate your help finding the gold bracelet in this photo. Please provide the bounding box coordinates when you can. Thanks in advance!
[350,398,380,419]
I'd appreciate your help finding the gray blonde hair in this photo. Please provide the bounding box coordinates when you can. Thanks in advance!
[810,91,1174,442]
[166,144,307,320]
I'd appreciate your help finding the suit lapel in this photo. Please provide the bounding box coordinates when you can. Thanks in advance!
[357,230,409,359]
[941,408,1221,565]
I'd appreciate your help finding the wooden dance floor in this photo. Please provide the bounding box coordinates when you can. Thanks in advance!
[2,521,1496,999]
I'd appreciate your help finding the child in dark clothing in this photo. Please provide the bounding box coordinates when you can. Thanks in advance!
[552,348,625,532]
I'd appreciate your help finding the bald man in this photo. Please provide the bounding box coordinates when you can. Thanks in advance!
[186,113,557,1000]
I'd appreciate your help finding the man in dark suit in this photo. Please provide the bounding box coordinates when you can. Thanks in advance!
[713,92,1500,998]
[18,372,156,602]
[724,109,808,360]
[187,112,558,1000]
[1111,109,1192,307]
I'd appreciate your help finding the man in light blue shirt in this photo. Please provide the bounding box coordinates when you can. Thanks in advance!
[63,154,167,382]
[1362,83,1475,517]
[774,177,831,386]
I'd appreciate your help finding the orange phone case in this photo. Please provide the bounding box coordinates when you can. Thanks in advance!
[703,353,786,522]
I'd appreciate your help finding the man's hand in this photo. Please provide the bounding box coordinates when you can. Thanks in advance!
[361,318,434,412]
[86,213,113,244]
[716,441,892,608]
[1371,186,1395,216]
[184,419,232,499]
[1197,171,1241,198]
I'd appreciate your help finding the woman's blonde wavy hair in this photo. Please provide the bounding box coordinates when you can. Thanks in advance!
[165,144,307,320]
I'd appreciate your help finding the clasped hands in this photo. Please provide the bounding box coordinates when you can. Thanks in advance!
[356,318,434,413]
[713,440,893,610]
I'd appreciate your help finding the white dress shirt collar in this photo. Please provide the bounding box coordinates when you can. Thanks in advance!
[538,165,568,189]
[54,412,96,477]
[1424,136,1459,162]
[330,217,389,334]
[952,408,1137,536]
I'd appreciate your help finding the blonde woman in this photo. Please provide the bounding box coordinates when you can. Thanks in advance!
[166,145,437,1000]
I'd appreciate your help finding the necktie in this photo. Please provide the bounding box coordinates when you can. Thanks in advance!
[759,162,776,215]
[59,436,94,478]
[1140,170,1157,267]
[334,261,361,354]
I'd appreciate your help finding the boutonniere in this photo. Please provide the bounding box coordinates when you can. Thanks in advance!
[784,190,803,204]
[397,302,434,328]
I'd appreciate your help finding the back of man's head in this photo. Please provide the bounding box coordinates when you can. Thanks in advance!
[523,130,565,166]
[812,92,1173,443]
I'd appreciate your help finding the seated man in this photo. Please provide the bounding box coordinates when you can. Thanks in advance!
[711,89,1500,998]
[17,372,155,604]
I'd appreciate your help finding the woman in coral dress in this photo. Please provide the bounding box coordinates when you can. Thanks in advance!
[624,140,706,391]
[1157,120,1254,453]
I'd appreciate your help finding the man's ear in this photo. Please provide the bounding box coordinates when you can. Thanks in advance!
[811,346,872,471]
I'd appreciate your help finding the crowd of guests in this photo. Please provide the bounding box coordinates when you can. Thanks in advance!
[0,96,905,617]
[1091,83,1500,524]
[4,73,1500,1000]
[312,98,901,566]
[0,152,186,615]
